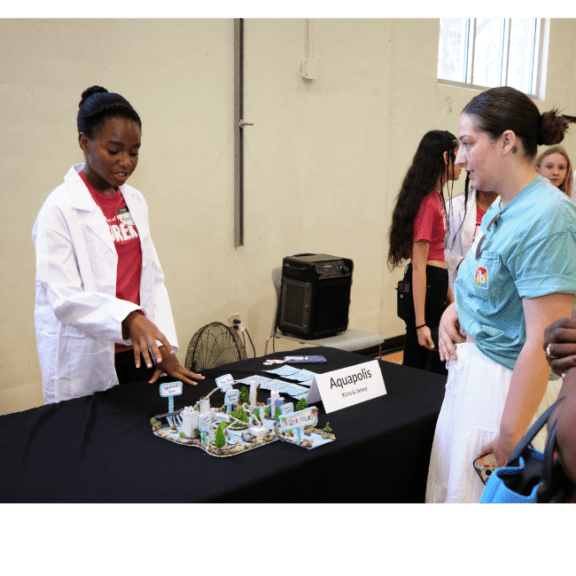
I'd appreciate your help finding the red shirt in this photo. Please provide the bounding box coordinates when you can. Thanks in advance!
[474,204,486,242]
[79,172,143,351]
[410,191,446,261]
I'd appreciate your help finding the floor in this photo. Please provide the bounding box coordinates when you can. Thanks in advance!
[380,350,403,364]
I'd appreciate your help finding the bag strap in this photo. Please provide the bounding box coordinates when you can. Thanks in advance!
[507,396,564,467]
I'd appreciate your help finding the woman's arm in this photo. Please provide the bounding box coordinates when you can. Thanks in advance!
[481,292,575,466]
[438,302,466,362]
[554,369,576,494]
[412,240,435,350]
[446,284,454,306]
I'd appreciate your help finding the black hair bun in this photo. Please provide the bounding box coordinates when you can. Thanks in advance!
[538,109,569,146]
[79,86,109,108]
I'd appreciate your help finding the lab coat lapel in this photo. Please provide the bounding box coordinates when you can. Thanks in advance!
[66,165,116,256]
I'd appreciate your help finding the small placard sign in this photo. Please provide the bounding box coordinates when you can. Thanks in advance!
[306,360,386,414]
[224,389,240,405]
[159,382,183,397]
[281,402,294,415]
[199,412,212,431]
[215,374,234,390]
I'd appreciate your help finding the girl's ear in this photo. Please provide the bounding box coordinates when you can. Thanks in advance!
[78,133,90,154]
[443,150,449,165]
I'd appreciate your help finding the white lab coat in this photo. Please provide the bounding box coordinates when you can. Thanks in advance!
[444,189,479,294]
[33,164,178,404]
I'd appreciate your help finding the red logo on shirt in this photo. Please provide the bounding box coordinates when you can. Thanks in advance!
[475,266,488,286]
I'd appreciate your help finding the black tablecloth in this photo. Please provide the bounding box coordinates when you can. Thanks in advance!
[0,347,446,503]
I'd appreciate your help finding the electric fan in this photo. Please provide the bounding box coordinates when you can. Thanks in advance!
[185,322,248,372]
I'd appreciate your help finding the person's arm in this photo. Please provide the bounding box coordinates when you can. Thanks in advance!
[33,199,138,343]
[412,240,435,350]
[480,292,574,467]
[554,370,576,497]
[438,302,466,362]
[446,284,454,306]
[124,197,205,384]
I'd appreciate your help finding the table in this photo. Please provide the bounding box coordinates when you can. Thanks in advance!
[0,347,446,503]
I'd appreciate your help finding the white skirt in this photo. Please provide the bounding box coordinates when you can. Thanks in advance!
[425,343,561,503]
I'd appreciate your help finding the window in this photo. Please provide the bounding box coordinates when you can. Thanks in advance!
[438,18,548,98]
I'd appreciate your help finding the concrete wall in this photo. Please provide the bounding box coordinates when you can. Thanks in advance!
[2,18,576,415]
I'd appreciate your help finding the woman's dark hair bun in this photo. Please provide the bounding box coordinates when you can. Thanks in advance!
[77,85,141,138]
[538,109,569,146]
[79,86,109,108]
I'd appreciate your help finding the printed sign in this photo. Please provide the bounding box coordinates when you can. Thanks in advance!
[159,382,183,397]
[306,360,386,414]
[216,374,234,390]
[224,389,240,405]
[199,412,212,431]
[281,402,294,415]
[279,407,317,433]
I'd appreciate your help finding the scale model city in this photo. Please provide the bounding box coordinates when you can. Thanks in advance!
[150,374,335,457]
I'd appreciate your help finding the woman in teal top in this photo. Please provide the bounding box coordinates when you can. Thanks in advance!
[426,86,576,503]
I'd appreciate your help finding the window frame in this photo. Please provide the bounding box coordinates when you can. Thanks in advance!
[438,18,548,99]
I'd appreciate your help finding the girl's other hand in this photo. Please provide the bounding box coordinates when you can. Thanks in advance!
[417,325,436,350]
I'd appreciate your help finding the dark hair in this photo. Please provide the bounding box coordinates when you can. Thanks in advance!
[445,172,470,252]
[77,86,142,139]
[387,130,458,269]
[462,86,568,158]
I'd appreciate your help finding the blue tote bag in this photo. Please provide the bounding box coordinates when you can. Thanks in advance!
[480,397,575,503]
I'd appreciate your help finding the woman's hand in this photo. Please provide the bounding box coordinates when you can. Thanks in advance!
[149,346,205,385]
[480,432,522,468]
[438,303,466,362]
[417,325,435,350]
[122,310,174,370]
[543,316,576,376]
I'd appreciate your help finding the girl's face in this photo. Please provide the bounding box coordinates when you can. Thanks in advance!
[79,117,141,194]
[537,152,568,189]
[445,146,462,182]
[455,113,501,192]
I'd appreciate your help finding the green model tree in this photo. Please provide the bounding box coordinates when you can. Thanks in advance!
[296,398,308,411]
[275,406,281,420]
[214,424,226,448]
[239,386,249,405]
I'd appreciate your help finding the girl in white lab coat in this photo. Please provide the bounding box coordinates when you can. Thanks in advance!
[33,86,204,403]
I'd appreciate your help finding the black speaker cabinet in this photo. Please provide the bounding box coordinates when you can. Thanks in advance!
[279,253,353,339]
